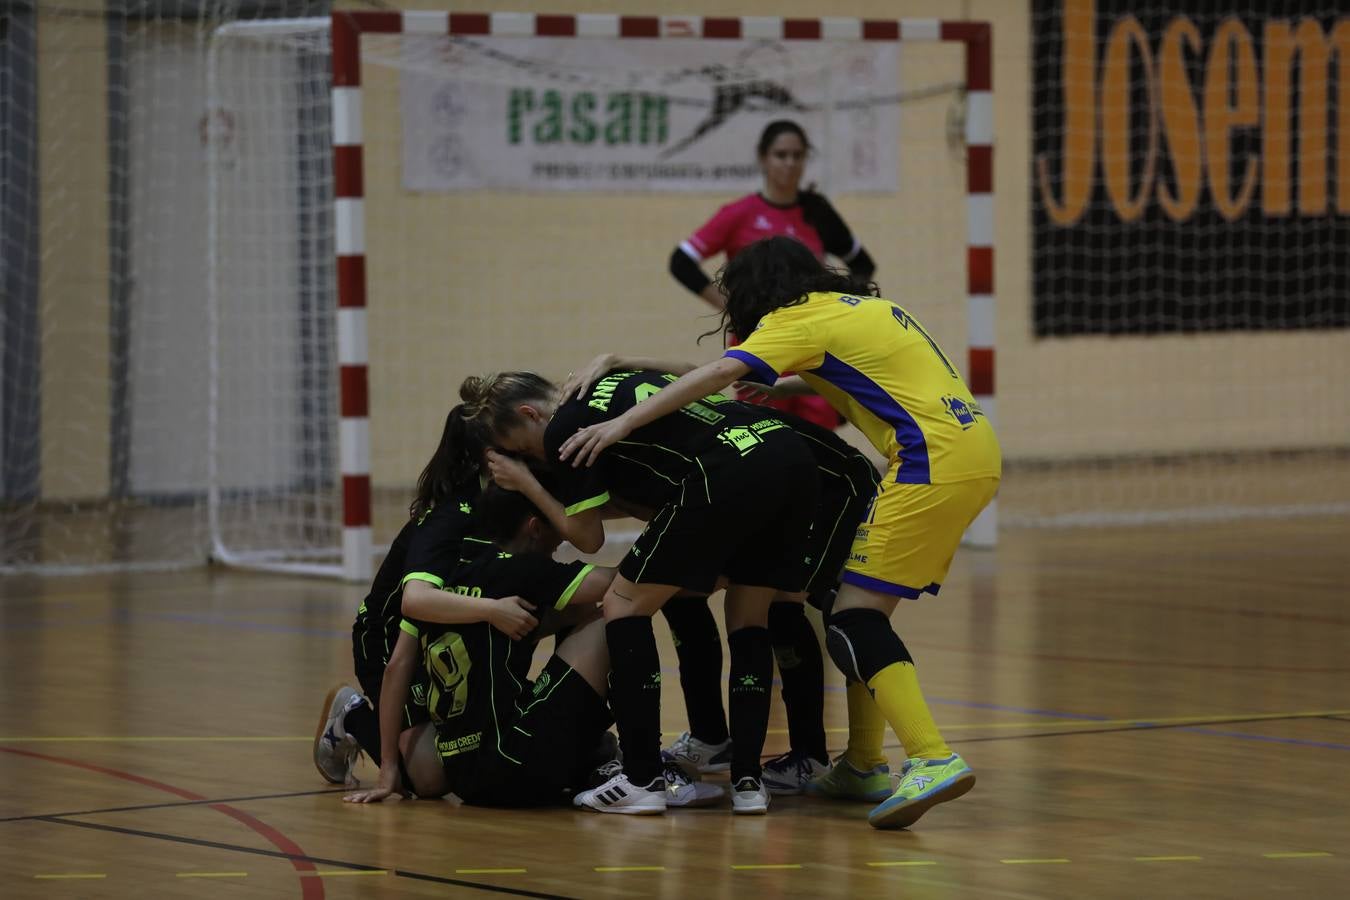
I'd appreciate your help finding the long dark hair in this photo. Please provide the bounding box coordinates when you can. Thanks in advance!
[410,404,480,521]
[757,119,811,157]
[711,236,878,341]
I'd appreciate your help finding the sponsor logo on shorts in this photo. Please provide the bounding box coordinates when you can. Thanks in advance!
[437,731,482,758]
[532,672,552,696]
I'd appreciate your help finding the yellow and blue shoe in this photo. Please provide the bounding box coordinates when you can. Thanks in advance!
[805,755,893,803]
[868,754,975,829]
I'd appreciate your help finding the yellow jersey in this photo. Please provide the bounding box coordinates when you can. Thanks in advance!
[726,291,1001,484]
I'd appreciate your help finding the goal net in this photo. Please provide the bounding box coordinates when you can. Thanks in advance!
[1,6,981,577]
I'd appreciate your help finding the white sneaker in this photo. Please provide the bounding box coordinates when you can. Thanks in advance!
[761,750,831,796]
[664,762,725,809]
[573,761,667,815]
[661,731,733,774]
[313,684,362,786]
[731,776,770,815]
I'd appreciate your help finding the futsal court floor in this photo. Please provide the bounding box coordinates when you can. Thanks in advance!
[2,516,1347,898]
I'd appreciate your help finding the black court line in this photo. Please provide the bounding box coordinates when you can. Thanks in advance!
[35,816,577,900]
[1320,715,1350,724]
[951,713,1321,745]
[0,787,346,823]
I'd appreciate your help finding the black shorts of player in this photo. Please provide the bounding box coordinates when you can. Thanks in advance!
[455,656,612,808]
[802,447,881,595]
[352,652,431,731]
[619,423,820,595]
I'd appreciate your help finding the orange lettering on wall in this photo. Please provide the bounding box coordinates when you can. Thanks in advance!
[1101,16,1157,222]
[1204,18,1260,221]
[1157,17,1203,222]
[1036,0,1097,226]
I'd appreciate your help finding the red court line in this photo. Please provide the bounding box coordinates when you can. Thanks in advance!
[0,747,323,900]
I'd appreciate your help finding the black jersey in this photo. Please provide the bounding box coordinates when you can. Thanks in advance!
[399,544,594,789]
[351,480,478,672]
[543,368,797,515]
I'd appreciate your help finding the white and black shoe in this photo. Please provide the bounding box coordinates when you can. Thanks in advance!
[661,731,733,774]
[573,761,667,815]
[731,776,770,815]
[761,750,831,796]
[313,684,362,786]
[664,761,725,808]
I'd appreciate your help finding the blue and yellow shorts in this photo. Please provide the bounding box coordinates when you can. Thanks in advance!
[840,472,999,599]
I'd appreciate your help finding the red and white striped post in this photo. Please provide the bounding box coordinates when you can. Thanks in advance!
[329,13,998,563]
[332,13,377,581]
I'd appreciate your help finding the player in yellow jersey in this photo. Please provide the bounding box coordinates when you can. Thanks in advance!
[559,235,1001,829]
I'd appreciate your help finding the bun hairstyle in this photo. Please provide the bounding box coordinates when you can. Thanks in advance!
[458,372,556,446]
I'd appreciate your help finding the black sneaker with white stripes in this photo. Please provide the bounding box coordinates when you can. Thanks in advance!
[573,761,667,815]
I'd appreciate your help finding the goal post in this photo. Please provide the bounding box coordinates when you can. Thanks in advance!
[326,11,998,579]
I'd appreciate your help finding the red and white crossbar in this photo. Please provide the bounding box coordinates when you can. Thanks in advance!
[330,12,996,577]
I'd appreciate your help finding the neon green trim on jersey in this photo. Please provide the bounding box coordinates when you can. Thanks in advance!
[554,564,596,610]
[399,619,420,637]
[564,492,610,516]
[401,571,445,588]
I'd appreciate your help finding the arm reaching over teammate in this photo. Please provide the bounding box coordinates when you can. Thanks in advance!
[484,449,604,554]
[559,356,750,468]
[561,353,699,401]
[402,578,539,641]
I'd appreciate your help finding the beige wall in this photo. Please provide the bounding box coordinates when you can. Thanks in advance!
[35,1,1350,507]
[357,0,1350,487]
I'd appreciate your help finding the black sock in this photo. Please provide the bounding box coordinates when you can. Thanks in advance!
[769,601,828,763]
[343,697,382,765]
[605,616,664,786]
[660,595,729,745]
[727,626,773,782]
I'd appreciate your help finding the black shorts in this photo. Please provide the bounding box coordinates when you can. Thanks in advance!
[455,656,611,807]
[353,657,431,731]
[803,448,881,593]
[618,424,819,594]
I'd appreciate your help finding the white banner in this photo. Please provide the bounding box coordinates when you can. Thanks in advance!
[398,36,899,193]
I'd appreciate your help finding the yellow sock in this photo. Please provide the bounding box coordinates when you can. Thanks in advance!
[865,661,951,760]
[843,680,888,770]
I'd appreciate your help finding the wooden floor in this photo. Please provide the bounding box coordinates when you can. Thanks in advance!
[2,517,1348,899]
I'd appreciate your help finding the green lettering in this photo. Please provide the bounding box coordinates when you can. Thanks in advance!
[639,93,668,145]
[604,93,633,145]
[507,89,533,145]
[569,92,598,144]
[534,90,564,143]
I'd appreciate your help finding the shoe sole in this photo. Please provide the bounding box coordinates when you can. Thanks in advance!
[868,771,976,830]
[668,791,725,809]
[578,802,666,815]
[312,683,348,785]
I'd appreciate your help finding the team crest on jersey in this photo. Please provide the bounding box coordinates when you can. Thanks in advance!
[410,683,427,705]
[942,396,984,430]
[532,672,551,696]
[459,502,472,514]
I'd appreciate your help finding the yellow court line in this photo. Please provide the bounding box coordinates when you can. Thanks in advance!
[302,870,388,877]
[5,710,1346,743]
[34,874,107,879]
[457,868,528,875]
[177,872,249,878]
[1134,856,1202,862]
[594,866,666,873]
[775,708,1350,737]
[731,864,803,870]
[1001,859,1071,865]
[1264,852,1333,859]
[867,860,938,867]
